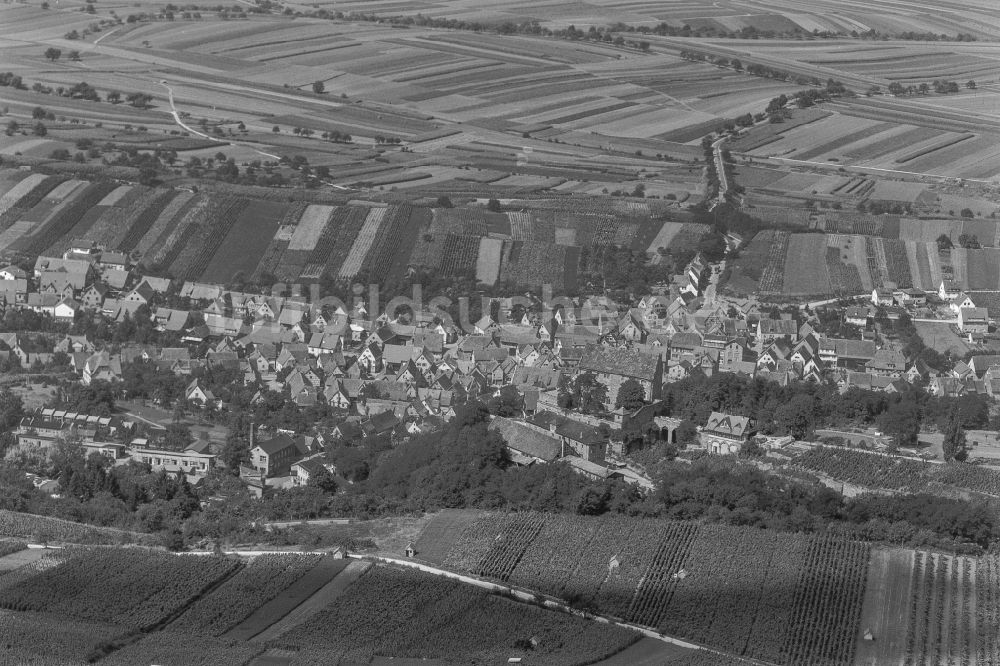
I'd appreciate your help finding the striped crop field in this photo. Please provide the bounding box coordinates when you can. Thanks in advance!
[288,205,335,251]
[0,174,46,218]
[338,206,387,278]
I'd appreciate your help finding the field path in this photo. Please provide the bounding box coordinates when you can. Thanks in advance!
[245,559,370,643]
[157,80,281,161]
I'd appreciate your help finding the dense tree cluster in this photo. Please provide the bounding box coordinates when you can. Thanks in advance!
[661,372,988,449]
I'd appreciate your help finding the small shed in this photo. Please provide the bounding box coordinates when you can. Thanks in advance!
[405,542,416,558]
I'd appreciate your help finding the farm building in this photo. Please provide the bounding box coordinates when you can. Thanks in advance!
[701,412,754,455]
[959,307,989,335]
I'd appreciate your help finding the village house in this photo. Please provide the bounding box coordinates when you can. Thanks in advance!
[865,349,906,378]
[844,306,870,328]
[756,318,798,346]
[700,412,754,454]
[250,433,307,477]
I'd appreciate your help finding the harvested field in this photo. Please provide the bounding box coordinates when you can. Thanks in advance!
[475,237,503,285]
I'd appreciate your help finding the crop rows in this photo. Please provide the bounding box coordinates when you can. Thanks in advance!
[172,196,251,280]
[304,206,344,267]
[474,513,544,581]
[905,552,976,665]
[499,241,568,289]
[627,522,700,627]
[363,205,411,279]
[883,239,913,288]
[134,190,196,257]
[118,190,179,253]
[0,609,125,665]
[780,537,869,666]
[339,206,387,278]
[593,215,621,246]
[287,204,335,251]
[792,446,1000,496]
[508,211,531,240]
[826,246,865,295]
[88,186,161,249]
[432,511,873,664]
[435,208,488,236]
[170,553,323,636]
[0,173,48,219]
[758,230,790,293]
[0,176,65,236]
[147,194,209,268]
[251,202,306,282]
[507,513,602,595]
[101,630,264,666]
[155,197,208,274]
[865,236,886,289]
[0,548,242,630]
[440,233,481,277]
[976,555,1000,664]
[19,181,117,256]
[275,250,311,282]
[280,565,637,666]
[322,206,369,277]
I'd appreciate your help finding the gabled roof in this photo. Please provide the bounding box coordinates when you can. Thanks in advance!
[704,412,752,437]
[253,433,297,455]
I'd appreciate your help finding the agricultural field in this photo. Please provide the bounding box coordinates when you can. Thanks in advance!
[278,564,640,665]
[0,509,155,545]
[168,553,324,637]
[856,548,1000,666]
[723,228,976,299]
[0,547,242,630]
[0,168,687,290]
[789,446,1000,497]
[419,510,870,665]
